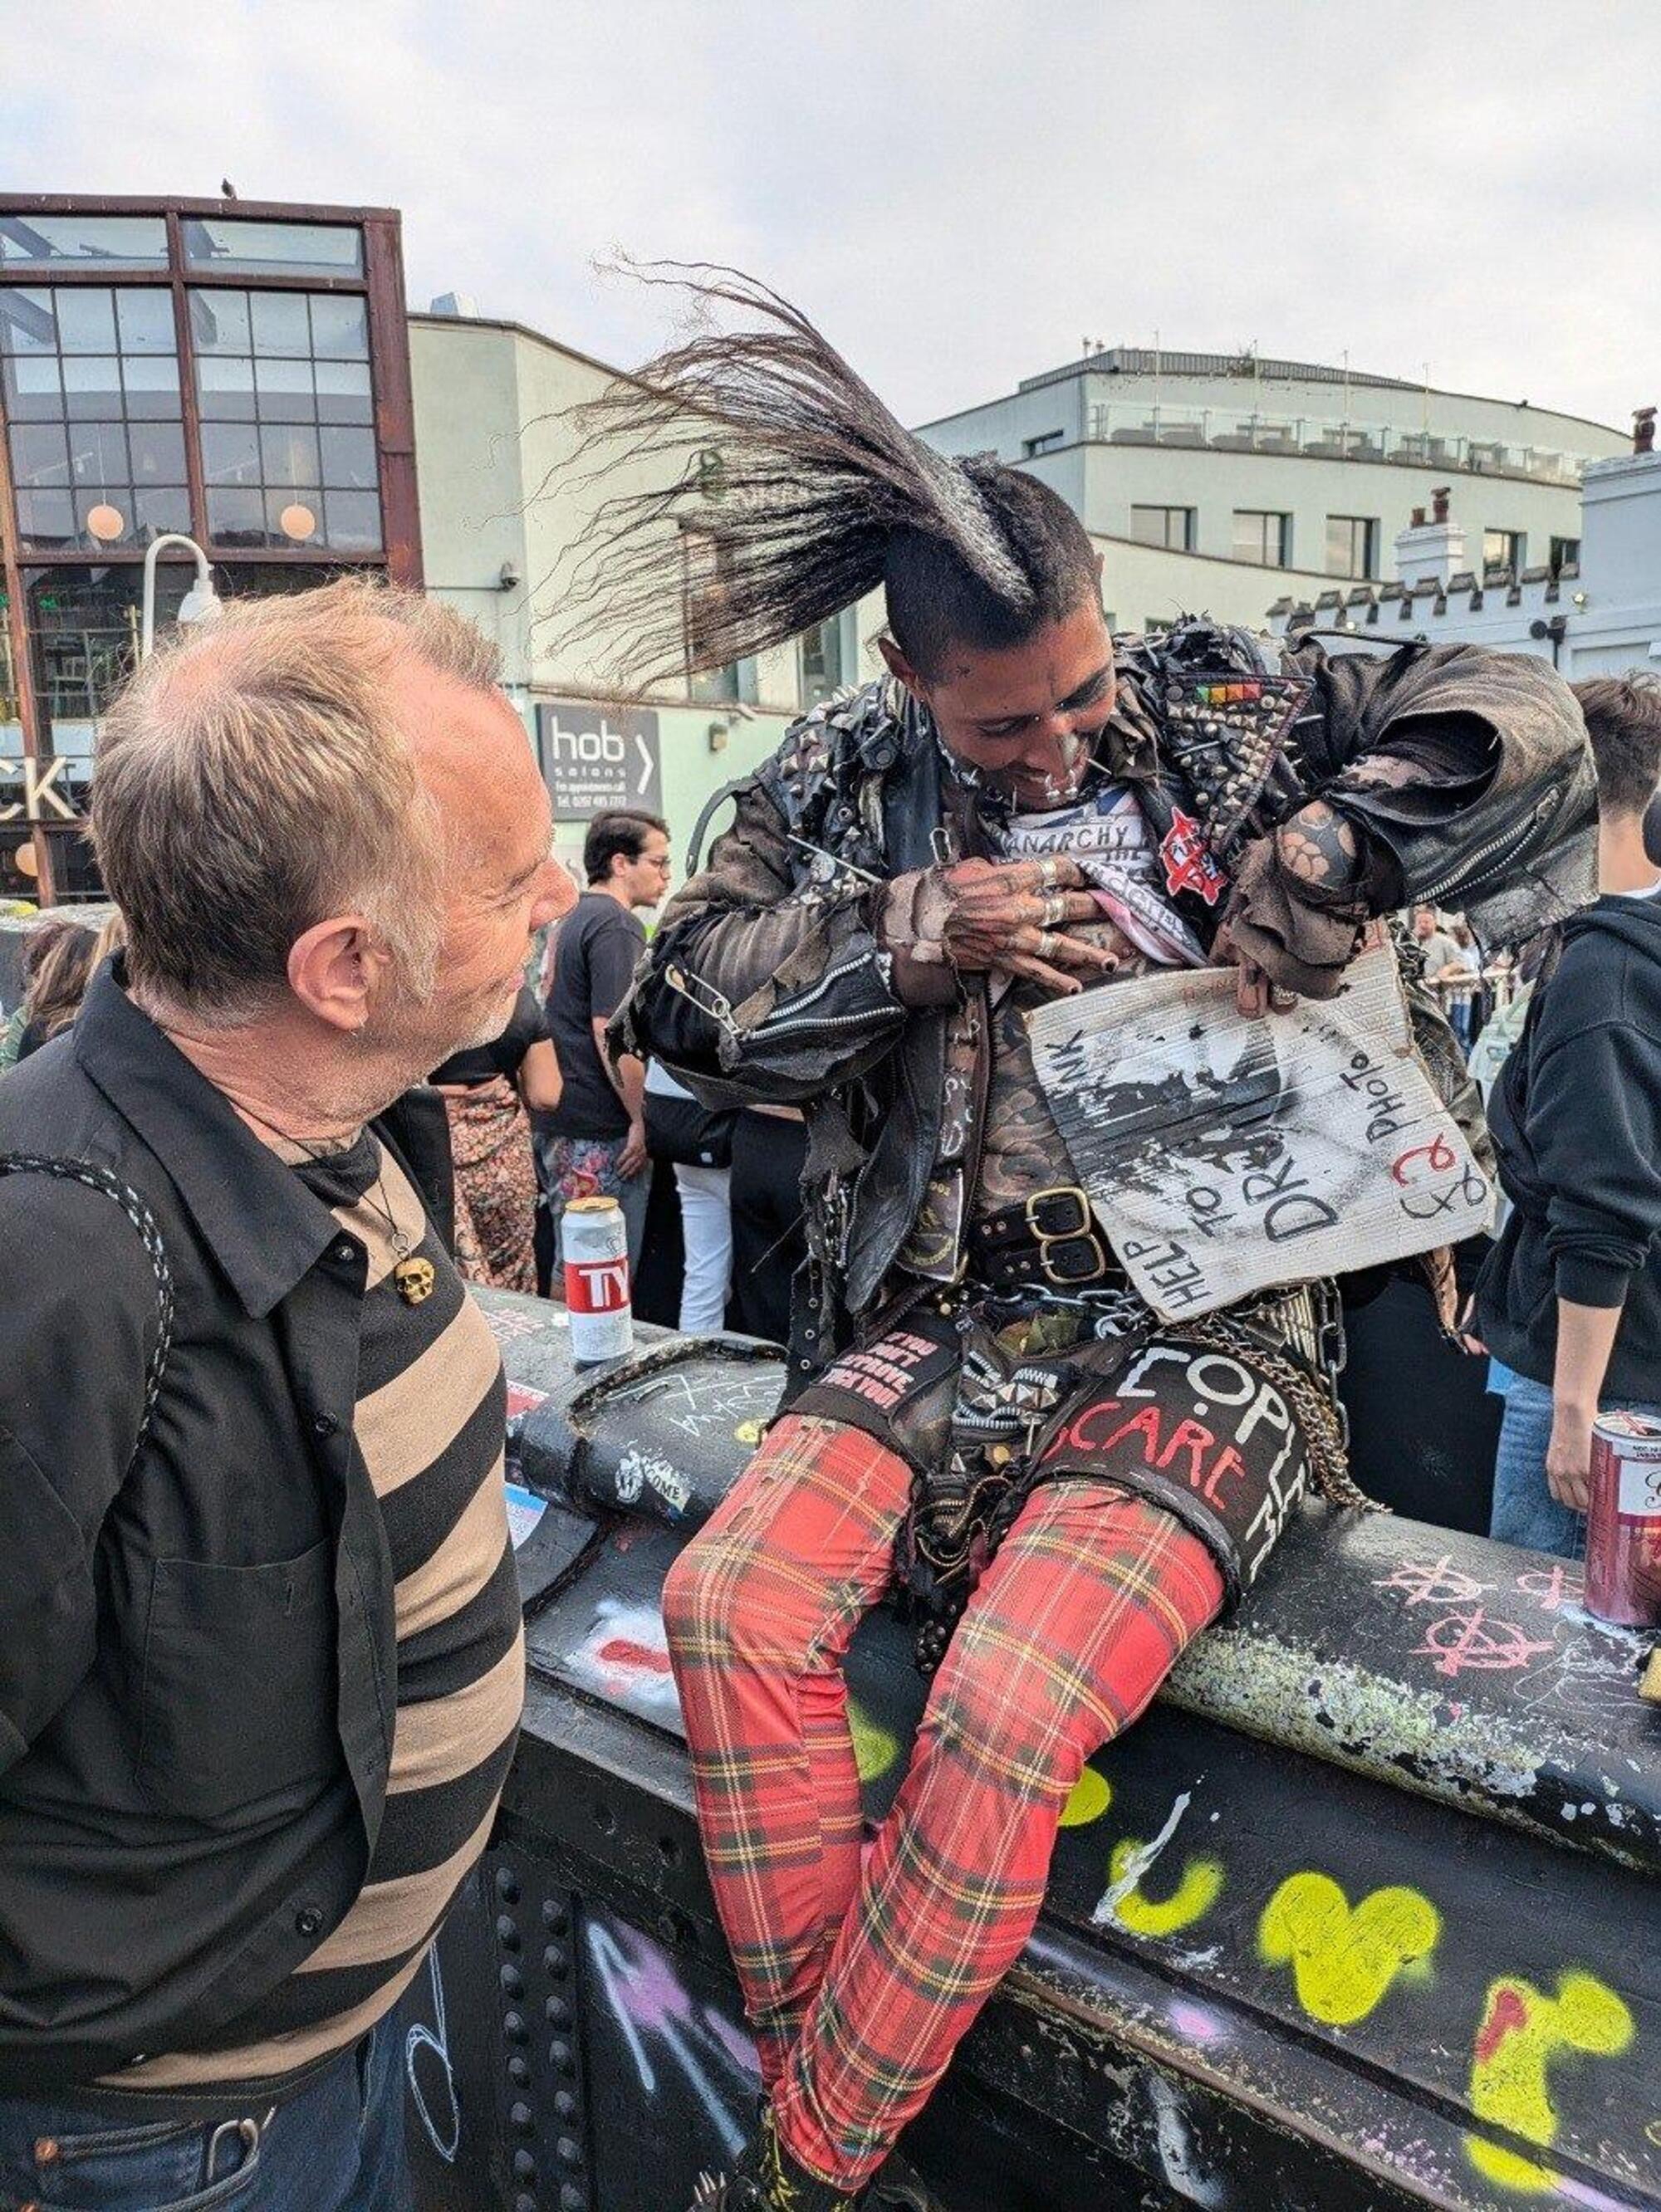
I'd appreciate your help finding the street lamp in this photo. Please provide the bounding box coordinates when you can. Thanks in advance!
[140,532,222,660]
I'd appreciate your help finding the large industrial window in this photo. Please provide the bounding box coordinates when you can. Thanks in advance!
[191,287,381,551]
[1129,505,1196,551]
[1325,515,1379,579]
[1,285,189,551]
[180,218,365,280]
[1232,509,1291,567]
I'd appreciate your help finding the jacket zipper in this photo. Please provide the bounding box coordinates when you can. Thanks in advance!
[1417,787,1562,906]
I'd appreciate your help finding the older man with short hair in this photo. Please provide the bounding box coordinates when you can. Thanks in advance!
[0,579,573,2210]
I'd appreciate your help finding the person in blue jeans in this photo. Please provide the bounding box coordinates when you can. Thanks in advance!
[0,2009,408,2212]
[1477,676,1661,1555]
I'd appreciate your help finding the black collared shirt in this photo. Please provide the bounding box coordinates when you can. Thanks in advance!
[0,962,494,2092]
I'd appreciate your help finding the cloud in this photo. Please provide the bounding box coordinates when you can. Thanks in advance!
[5,0,1656,429]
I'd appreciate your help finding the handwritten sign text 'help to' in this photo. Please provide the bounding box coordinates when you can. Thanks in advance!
[1025,934,1493,1321]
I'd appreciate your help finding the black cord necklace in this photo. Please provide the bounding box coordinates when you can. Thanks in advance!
[238,1103,437,1306]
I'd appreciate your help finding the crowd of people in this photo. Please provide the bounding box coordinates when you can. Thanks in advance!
[414,803,808,1339]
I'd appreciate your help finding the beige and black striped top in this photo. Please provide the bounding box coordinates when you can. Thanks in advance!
[121,1137,523,2086]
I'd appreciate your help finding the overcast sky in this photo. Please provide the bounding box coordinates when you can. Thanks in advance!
[9,1,1655,432]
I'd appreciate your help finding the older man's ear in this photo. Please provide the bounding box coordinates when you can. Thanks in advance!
[287,915,393,1034]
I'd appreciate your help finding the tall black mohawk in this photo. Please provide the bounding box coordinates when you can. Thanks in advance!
[550,262,1033,688]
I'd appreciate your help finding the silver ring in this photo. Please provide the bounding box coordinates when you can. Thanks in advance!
[1036,930,1060,961]
[1037,856,1061,891]
[1041,892,1068,927]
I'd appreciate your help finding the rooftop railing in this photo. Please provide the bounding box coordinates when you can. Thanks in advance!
[1080,404,1589,487]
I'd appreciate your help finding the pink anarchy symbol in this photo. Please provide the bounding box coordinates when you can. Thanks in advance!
[1516,1564,1579,1613]
[1413,1608,1555,1679]
[1374,1555,1489,1608]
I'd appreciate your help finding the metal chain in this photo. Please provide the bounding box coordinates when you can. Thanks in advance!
[0,1153,174,1475]
[1172,1309,1379,1511]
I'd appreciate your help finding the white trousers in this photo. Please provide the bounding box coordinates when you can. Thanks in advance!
[674,1161,733,1333]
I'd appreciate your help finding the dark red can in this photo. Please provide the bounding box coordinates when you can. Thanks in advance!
[1585,1412,1661,1627]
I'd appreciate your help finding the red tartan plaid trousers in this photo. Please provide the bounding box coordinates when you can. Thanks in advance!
[662,1412,1223,2192]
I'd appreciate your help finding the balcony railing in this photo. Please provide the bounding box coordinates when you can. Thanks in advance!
[1080,404,1589,487]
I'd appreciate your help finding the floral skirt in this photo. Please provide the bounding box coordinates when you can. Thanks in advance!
[444,1075,538,1295]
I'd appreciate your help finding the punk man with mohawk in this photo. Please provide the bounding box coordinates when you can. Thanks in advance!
[585,272,1594,2211]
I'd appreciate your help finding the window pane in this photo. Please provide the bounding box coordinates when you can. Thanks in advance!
[318,425,377,488]
[309,294,370,360]
[266,489,321,544]
[321,489,382,552]
[74,488,134,544]
[196,355,256,420]
[201,421,262,487]
[120,354,182,418]
[67,421,130,490]
[206,486,268,545]
[249,291,312,358]
[128,422,187,485]
[0,213,168,269]
[133,486,192,539]
[313,359,373,423]
[14,489,76,546]
[189,288,251,355]
[61,357,124,418]
[53,288,117,355]
[254,355,314,421]
[259,423,321,487]
[181,218,364,278]
[115,286,176,354]
[2,355,63,418]
[0,288,58,355]
[9,423,70,487]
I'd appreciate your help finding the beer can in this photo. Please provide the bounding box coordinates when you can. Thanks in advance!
[1585,1411,1661,1627]
[563,1196,635,1368]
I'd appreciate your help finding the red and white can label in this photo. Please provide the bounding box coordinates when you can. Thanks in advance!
[1587,1413,1661,1627]
[566,1256,631,1314]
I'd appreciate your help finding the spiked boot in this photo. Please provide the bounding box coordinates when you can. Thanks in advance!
[688,2103,859,2212]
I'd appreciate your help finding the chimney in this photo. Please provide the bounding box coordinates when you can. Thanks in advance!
[1394,492,1466,592]
[1635,407,1657,456]
[428,291,480,320]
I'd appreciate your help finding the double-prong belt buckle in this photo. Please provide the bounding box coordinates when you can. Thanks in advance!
[1024,1184,1110,1286]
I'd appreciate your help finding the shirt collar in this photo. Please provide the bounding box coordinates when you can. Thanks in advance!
[74,960,345,1319]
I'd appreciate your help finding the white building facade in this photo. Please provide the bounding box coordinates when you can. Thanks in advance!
[1266,444,1661,683]
[918,347,1624,639]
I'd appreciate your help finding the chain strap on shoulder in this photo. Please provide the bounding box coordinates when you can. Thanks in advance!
[0,1153,174,1476]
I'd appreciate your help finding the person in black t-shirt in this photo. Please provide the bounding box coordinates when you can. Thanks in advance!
[431,984,562,1293]
[537,809,672,1270]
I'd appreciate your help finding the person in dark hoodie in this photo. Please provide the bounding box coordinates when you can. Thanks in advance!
[1477,674,1661,1556]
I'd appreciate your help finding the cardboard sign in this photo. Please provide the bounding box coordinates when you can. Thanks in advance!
[1024,933,1494,1320]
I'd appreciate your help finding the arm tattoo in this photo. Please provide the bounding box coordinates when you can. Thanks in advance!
[1276,800,1360,890]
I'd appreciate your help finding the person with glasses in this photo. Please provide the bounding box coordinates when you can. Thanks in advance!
[537,809,672,1273]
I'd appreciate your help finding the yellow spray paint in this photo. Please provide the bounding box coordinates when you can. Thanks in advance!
[1465,1971,1634,2195]
[1059,1767,1113,1828]
[1102,1837,1223,1937]
[1258,1872,1441,2027]
[847,1698,901,1784]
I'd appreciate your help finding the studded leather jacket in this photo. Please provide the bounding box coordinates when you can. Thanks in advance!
[615,623,1595,1383]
